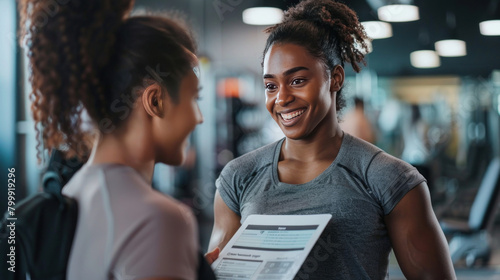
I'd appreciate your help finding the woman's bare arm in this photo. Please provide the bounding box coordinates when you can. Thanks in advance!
[208,190,241,252]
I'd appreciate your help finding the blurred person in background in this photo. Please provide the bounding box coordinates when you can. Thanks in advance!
[18,0,217,279]
[340,97,377,144]
[208,0,455,279]
[401,104,432,180]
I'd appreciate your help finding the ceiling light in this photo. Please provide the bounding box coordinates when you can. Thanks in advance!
[480,20,500,36]
[378,4,419,22]
[435,39,467,57]
[242,7,283,25]
[410,50,440,68]
[361,21,393,39]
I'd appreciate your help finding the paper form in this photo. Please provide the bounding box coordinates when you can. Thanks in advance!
[211,214,332,280]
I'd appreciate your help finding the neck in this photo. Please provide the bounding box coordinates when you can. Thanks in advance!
[282,113,343,163]
[87,130,155,184]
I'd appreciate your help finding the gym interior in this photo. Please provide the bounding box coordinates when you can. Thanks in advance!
[1,0,500,279]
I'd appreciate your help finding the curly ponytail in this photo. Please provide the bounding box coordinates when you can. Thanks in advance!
[19,0,196,161]
[19,0,133,160]
[262,0,370,112]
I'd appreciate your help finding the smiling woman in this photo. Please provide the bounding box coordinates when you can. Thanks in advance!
[263,44,342,141]
[209,0,456,279]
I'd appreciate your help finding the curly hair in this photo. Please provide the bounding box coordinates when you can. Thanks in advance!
[262,0,370,113]
[18,0,196,161]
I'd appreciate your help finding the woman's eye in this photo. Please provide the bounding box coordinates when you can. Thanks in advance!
[291,79,305,85]
[265,83,277,90]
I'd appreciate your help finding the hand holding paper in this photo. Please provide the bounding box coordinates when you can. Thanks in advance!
[211,214,332,280]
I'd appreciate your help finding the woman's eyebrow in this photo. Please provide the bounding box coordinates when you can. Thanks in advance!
[263,66,309,79]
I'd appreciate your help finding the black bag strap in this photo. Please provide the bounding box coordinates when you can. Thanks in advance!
[42,150,83,199]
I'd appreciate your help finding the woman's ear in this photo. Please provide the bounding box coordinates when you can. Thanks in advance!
[330,65,345,93]
[141,83,165,118]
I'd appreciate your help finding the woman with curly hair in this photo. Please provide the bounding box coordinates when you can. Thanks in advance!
[209,1,455,279]
[19,0,217,279]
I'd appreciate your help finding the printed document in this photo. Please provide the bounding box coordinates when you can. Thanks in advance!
[211,214,332,280]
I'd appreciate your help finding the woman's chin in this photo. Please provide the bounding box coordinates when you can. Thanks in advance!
[282,129,305,140]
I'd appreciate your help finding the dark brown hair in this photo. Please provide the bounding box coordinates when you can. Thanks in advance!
[19,0,196,160]
[263,0,370,112]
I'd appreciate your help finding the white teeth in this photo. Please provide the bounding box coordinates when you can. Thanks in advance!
[281,109,305,121]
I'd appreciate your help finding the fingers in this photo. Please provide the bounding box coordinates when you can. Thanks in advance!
[204,247,220,265]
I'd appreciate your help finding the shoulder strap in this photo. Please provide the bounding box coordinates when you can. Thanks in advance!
[43,150,83,198]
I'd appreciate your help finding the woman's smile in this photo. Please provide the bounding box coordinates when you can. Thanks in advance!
[278,108,306,126]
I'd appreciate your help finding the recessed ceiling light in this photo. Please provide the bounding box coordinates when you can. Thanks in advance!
[361,21,393,39]
[435,39,467,57]
[479,20,500,36]
[378,4,419,22]
[242,7,283,25]
[410,50,440,68]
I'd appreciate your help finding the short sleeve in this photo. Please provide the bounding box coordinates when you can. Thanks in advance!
[366,152,426,215]
[112,203,199,280]
[216,161,242,216]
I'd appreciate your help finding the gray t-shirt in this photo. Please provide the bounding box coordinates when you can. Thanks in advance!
[216,133,425,280]
[63,163,198,280]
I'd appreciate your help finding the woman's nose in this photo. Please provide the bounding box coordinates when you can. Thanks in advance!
[276,88,295,107]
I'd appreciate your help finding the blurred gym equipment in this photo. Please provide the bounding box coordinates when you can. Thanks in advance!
[440,157,500,267]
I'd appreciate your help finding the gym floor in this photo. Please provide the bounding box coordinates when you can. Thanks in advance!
[388,220,500,279]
